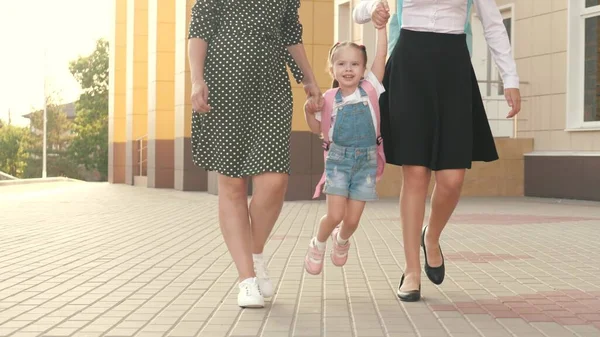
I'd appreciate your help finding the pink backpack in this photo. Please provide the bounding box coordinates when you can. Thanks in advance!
[312,80,386,199]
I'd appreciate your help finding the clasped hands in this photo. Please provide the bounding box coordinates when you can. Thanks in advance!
[371,0,390,29]
[303,83,323,114]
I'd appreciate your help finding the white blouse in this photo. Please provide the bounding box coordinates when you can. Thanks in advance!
[353,0,519,89]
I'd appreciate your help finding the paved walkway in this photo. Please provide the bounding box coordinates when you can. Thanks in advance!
[1,181,600,337]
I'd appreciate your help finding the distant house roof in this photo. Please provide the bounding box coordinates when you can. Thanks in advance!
[22,102,77,120]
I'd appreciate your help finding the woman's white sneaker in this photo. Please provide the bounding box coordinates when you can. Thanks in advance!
[238,277,264,308]
[253,255,274,298]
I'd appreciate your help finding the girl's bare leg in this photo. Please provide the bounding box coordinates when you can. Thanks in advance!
[338,199,366,240]
[316,195,347,242]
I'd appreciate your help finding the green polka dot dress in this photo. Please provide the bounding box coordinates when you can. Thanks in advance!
[188,0,304,178]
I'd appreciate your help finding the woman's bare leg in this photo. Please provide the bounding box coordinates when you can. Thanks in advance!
[425,169,465,266]
[218,174,254,281]
[399,165,431,291]
[249,172,288,254]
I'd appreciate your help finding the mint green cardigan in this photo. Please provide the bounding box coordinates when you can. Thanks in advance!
[388,0,474,56]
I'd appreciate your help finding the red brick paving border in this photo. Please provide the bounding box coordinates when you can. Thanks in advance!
[430,290,600,327]
[445,251,531,263]
[445,214,600,225]
[387,213,600,225]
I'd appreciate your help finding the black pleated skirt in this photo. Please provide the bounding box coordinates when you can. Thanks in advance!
[380,28,499,170]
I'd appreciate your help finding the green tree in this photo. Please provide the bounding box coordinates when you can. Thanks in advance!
[24,97,80,179]
[28,101,72,150]
[68,38,109,181]
[0,122,29,177]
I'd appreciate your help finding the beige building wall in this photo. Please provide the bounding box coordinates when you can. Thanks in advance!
[508,0,600,151]
[513,0,600,201]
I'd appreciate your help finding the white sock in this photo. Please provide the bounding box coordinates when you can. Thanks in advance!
[312,237,326,251]
[252,253,263,261]
[336,232,349,246]
[240,277,255,285]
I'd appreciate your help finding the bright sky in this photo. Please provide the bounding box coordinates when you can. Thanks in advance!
[0,0,110,127]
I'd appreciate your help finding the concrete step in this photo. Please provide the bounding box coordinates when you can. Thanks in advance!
[133,176,147,187]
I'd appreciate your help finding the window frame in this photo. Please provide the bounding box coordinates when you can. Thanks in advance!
[566,2,600,131]
[334,0,352,43]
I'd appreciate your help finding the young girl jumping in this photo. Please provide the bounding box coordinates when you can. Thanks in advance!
[303,21,389,275]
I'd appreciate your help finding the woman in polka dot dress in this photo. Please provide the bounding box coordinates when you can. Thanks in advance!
[187,0,322,308]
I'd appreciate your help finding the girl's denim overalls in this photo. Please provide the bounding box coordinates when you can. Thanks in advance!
[323,86,378,201]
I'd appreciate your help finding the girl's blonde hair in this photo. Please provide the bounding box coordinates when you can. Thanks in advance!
[327,42,368,88]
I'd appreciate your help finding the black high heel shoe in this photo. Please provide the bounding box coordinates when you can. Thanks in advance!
[397,274,421,302]
[421,225,445,285]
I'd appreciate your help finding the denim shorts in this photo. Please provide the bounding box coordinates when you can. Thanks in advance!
[323,143,378,201]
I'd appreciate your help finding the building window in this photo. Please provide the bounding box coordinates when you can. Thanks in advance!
[567,2,600,130]
[584,16,600,122]
[335,0,351,43]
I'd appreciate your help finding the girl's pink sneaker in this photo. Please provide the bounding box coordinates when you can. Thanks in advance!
[304,240,325,275]
[331,226,350,266]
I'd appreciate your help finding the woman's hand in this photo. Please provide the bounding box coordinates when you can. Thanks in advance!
[304,97,321,114]
[303,82,321,97]
[504,88,521,118]
[371,0,390,29]
[303,83,323,113]
[191,80,211,114]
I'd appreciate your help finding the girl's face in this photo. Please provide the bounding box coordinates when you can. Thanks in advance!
[331,46,366,89]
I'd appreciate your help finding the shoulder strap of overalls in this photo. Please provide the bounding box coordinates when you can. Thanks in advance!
[387,0,473,57]
[358,80,381,135]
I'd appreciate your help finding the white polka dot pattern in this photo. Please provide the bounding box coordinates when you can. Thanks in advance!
[188,0,304,178]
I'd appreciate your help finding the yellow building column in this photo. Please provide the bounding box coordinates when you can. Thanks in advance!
[286,0,334,200]
[147,0,175,188]
[109,0,127,184]
[125,0,149,185]
[173,0,208,191]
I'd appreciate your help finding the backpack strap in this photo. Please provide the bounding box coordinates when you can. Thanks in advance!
[387,0,403,54]
[465,0,473,57]
[319,89,338,145]
[312,88,338,199]
[359,79,386,182]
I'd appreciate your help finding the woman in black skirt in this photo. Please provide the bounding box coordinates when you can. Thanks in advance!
[353,0,521,301]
